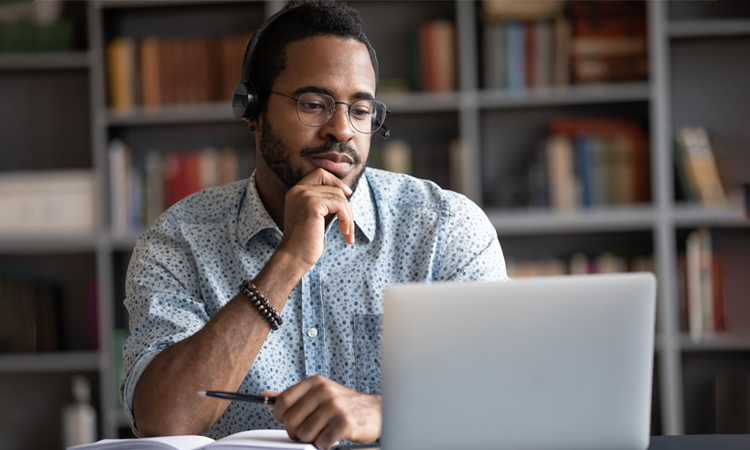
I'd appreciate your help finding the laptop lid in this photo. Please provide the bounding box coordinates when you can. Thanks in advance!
[381,273,656,450]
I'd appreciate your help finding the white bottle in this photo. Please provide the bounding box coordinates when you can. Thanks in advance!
[62,375,97,448]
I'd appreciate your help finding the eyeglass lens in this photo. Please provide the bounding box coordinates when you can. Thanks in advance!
[296,93,386,134]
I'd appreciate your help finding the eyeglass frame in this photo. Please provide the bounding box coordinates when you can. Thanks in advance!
[264,88,391,139]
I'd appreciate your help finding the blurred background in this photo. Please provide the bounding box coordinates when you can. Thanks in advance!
[0,0,749,448]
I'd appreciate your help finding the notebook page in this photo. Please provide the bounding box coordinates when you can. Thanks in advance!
[68,435,215,450]
[208,430,317,450]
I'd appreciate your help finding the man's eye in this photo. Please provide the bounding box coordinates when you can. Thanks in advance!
[351,107,371,120]
[300,102,325,112]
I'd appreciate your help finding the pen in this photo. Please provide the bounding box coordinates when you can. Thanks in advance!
[198,390,276,405]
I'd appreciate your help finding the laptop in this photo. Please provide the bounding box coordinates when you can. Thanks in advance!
[381,273,656,450]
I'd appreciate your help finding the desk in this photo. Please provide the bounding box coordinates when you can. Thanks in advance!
[649,435,750,450]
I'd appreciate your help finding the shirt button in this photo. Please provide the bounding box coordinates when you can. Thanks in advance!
[307,328,318,338]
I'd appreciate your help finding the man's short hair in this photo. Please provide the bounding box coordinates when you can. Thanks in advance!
[249,0,379,108]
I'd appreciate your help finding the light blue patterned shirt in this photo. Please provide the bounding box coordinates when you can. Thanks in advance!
[122,168,509,438]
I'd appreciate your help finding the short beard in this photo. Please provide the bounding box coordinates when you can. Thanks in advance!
[259,117,368,197]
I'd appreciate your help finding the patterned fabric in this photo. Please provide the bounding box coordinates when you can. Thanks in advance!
[121,168,510,438]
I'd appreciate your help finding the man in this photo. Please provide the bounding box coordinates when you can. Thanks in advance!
[121,1,509,448]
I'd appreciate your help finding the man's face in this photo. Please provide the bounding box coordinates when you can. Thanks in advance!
[256,36,377,193]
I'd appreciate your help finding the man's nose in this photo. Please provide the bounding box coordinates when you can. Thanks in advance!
[321,103,356,142]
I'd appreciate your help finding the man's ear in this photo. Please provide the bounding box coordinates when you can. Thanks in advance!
[248,118,259,133]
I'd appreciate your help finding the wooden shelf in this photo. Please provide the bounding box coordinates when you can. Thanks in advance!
[98,0,248,8]
[105,102,236,126]
[680,333,750,351]
[0,351,100,373]
[672,204,749,228]
[378,91,461,114]
[477,82,651,109]
[0,52,91,70]
[103,83,652,126]
[0,234,100,254]
[670,20,750,38]
[487,205,655,235]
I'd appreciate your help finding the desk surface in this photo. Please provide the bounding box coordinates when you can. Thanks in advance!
[649,435,750,450]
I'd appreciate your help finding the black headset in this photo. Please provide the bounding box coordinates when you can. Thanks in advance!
[231,7,292,121]
[231,5,390,139]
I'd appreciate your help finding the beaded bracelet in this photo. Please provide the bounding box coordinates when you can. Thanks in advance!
[239,280,283,330]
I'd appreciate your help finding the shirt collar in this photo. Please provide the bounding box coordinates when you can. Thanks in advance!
[237,169,377,247]
[237,172,279,246]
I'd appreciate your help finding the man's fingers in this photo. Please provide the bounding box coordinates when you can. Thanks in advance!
[314,416,346,450]
[298,168,353,196]
[272,376,319,425]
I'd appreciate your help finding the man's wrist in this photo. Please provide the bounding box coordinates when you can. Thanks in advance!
[268,247,312,284]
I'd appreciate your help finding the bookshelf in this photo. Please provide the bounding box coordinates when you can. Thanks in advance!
[1,0,749,446]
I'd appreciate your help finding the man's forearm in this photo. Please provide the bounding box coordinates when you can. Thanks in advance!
[132,249,309,437]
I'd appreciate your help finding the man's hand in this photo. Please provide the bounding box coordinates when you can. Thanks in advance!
[277,168,355,272]
[265,375,381,450]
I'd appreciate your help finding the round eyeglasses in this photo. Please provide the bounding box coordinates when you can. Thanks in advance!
[266,89,390,137]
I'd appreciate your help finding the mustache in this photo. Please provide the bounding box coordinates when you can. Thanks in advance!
[300,141,362,166]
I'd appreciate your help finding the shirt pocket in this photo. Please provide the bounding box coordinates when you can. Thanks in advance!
[353,313,383,394]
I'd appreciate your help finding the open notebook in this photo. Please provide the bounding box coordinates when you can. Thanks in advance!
[68,430,317,450]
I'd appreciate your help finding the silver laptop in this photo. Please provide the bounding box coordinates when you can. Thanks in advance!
[381,273,656,450]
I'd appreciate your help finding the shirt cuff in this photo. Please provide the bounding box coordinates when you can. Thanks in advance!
[121,348,164,437]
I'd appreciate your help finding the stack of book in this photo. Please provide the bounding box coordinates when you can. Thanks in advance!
[674,126,728,207]
[507,252,653,278]
[481,0,569,91]
[527,117,649,211]
[412,20,457,92]
[0,170,97,235]
[109,141,245,236]
[106,32,253,111]
[569,0,648,83]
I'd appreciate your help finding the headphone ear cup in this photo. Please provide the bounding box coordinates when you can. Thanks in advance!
[232,81,262,120]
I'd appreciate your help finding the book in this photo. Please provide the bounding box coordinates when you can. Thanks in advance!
[545,134,576,211]
[483,23,506,90]
[109,140,130,237]
[106,37,137,112]
[568,1,648,83]
[505,21,526,92]
[69,429,317,450]
[382,139,412,175]
[553,16,571,86]
[416,20,456,92]
[685,228,726,341]
[675,127,727,207]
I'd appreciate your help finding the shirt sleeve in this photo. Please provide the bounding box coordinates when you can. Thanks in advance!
[120,212,209,435]
[435,194,511,283]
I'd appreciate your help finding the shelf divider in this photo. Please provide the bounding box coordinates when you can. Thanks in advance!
[0,351,100,373]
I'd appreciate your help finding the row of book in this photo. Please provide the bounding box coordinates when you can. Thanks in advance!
[480,0,647,90]
[679,228,726,341]
[526,117,649,210]
[109,140,248,235]
[106,32,253,111]
[506,252,654,278]
[674,126,728,207]
[369,138,466,195]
